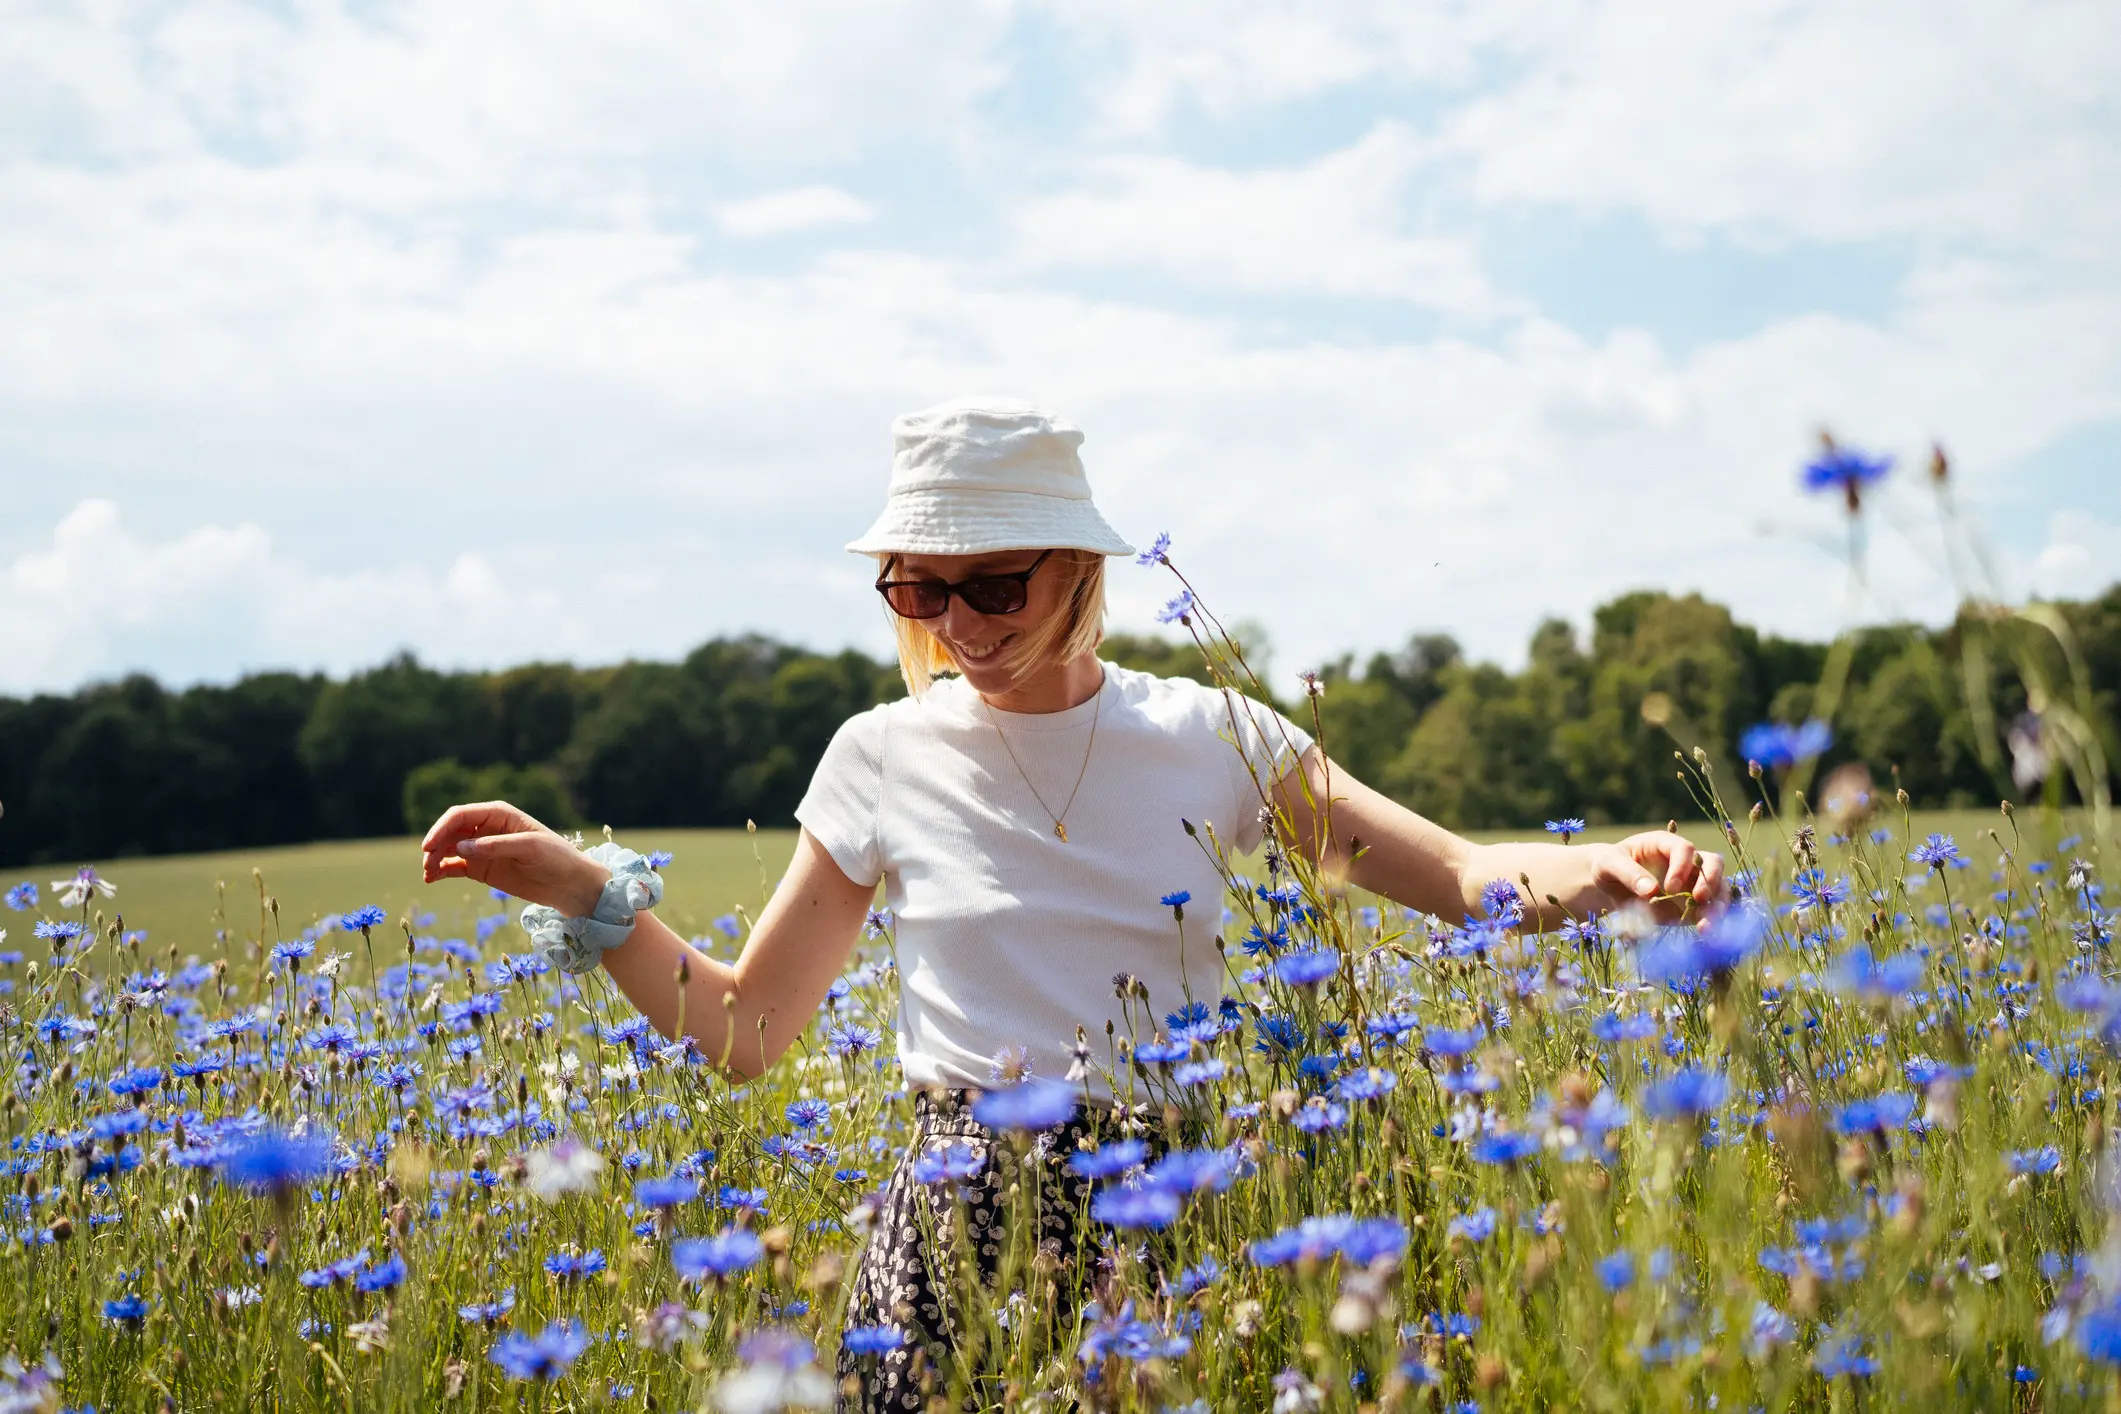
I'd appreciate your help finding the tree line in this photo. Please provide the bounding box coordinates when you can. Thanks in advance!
[2,584,2116,866]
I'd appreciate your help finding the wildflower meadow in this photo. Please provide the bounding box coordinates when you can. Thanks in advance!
[3,443,2119,1412]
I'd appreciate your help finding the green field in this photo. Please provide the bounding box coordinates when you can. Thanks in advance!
[21,804,2079,968]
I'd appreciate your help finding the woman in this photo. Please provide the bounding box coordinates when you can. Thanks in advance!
[420,398,1724,1410]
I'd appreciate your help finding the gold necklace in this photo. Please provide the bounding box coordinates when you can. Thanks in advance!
[982,679,1103,843]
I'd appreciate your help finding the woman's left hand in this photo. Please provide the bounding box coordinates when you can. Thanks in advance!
[1589,830,1728,921]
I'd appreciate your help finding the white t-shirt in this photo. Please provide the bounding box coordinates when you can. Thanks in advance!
[794,663,1316,1100]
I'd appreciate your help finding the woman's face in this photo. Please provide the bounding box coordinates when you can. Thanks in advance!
[889,548,1069,695]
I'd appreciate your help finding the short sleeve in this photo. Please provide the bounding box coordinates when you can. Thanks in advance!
[794,708,887,888]
[1221,689,1317,854]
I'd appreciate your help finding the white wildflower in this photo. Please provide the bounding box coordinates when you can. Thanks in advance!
[523,1139,604,1201]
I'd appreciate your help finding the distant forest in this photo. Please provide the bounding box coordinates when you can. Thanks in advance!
[2,583,2117,866]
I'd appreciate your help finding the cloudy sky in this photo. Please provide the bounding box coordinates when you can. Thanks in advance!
[4,0,2117,696]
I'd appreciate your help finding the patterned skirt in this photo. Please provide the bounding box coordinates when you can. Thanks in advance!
[835,1089,1142,1413]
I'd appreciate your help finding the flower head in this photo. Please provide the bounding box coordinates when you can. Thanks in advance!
[971,1078,1077,1133]
[1134,532,1172,567]
[673,1229,764,1281]
[490,1321,588,1381]
[1155,589,1195,626]
[1545,818,1586,842]
[218,1127,335,1197]
[1801,441,1894,511]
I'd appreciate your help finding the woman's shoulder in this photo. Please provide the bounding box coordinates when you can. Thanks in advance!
[1105,662,1245,722]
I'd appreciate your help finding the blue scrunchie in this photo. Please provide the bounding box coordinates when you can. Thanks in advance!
[519,841,664,975]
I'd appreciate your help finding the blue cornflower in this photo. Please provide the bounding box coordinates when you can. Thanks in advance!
[355,1251,407,1292]
[107,1066,163,1097]
[1810,1329,1881,1378]
[1155,589,1195,626]
[1596,1251,1636,1291]
[827,1023,881,1056]
[32,920,82,943]
[1079,1299,1190,1364]
[1909,833,1967,869]
[300,1250,369,1288]
[1135,532,1172,567]
[1740,719,1833,771]
[971,1078,1077,1132]
[217,1127,334,1196]
[1801,443,1894,505]
[1091,1185,1182,1230]
[1133,1038,1191,1065]
[1470,1131,1542,1165]
[1590,1011,1658,1045]
[2009,1145,2063,1175]
[1545,818,1586,842]
[713,914,741,939]
[911,1143,984,1186]
[342,905,387,931]
[543,1250,607,1280]
[1174,1059,1226,1087]
[1145,1148,1236,1197]
[1252,1013,1306,1055]
[1826,945,1924,1001]
[103,1294,149,1327]
[1446,1207,1497,1243]
[1335,1067,1397,1102]
[785,1098,832,1131]
[635,1175,700,1209]
[672,1229,763,1281]
[270,938,316,967]
[1642,1068,1728,1120]
[646,850,674,869]
[458,1289,517,1325]
[1479,878,1523,921]
[1159,889,1191,916]
[3,883,35,910]
[842,1325,906,1355]
[1273,948,1339,988]
[2078,1297,2121,1363]
[1830,1092,1916,1135]
[1070,1140,1148,1179]
[490,1321,589,1381]
[1290,1099,1348,1134]
[1791,869,1852,912]
[1423,1026,1483,1058]
[456,1297,513,1331]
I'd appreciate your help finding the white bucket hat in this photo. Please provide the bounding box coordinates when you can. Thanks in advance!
[845,397,1134,558]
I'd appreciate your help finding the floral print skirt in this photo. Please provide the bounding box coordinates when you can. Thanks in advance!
[835,1089,1135,1413]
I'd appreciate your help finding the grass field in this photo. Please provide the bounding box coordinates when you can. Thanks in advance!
[4,791,2113,1409]
[18,805,2076,971]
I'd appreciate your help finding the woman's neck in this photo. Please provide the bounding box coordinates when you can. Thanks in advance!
[975,652,1105,715]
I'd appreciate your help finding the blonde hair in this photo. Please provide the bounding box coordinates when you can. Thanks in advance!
[880,549,1108,697]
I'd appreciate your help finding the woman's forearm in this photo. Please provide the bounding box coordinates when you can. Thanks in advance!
[598,912,753,1070]
[597,829,875,1080]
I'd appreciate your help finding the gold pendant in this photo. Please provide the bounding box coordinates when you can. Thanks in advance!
[1054,822,1069,843]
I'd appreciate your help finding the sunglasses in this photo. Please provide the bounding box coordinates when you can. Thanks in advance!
[875,549,1055,619]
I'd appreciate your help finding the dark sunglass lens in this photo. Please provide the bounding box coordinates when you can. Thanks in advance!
[884,583,950,618]
[958,578,1028,615]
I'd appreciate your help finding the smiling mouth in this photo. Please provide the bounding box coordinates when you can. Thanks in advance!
[950,633,1015,665]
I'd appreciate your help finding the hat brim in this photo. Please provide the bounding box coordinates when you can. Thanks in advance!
[845,487,1134,558]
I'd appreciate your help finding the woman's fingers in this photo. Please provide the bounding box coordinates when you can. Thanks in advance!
[1659,838,1700,896]
[423,830,548,886]
[1595,847,1661,903]
[418,800,535,854]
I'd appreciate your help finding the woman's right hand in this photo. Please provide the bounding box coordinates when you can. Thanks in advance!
[419,801,609,917]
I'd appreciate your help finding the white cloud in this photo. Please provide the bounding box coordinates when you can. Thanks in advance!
[1009,124,1504,312]
[2030,511,2121,603]
[718,186,876,238]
